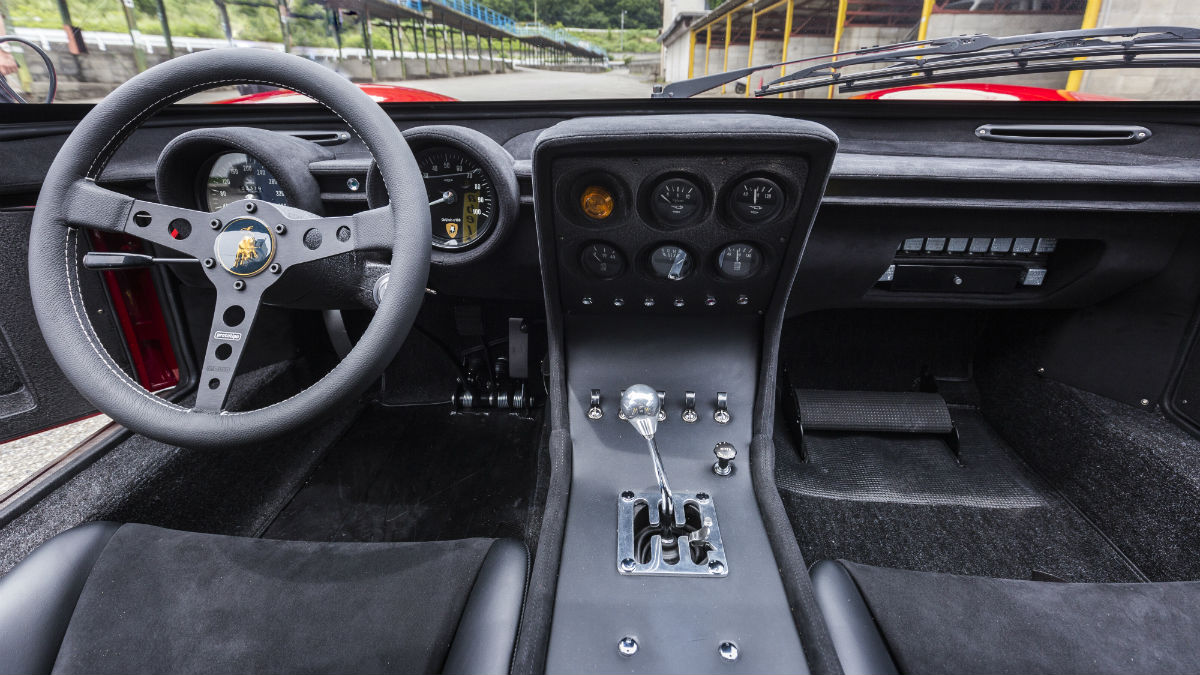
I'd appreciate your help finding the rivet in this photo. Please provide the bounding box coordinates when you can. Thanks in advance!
[1140,398,1151,407]
[274,223,287,235]
[202,258,215,268]
[209,219,221,230]
[618,636,638,656]
[718,642,739,661]
[233,280,246,291]
[269,263,281,274]
[244,202,256,213]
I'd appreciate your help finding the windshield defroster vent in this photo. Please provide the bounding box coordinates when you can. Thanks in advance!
[975,124,1152,145]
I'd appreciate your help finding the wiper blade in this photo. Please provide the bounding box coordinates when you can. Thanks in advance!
[653,26,1200,99]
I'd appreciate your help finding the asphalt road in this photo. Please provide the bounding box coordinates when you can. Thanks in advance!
[390,66,655,101]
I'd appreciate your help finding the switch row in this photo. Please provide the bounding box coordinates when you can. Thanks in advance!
[581,295,750,308]
[588,389,730,425]
[898,237,1057,255]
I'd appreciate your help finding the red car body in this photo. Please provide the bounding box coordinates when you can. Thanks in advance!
[216,83,457,104]
[852,83,1127,102]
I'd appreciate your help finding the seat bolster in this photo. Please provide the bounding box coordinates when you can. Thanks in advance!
[443,538,528,675]
[0,522,122,675]
[810,560,899,675]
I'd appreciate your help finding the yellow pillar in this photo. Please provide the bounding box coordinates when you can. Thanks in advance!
[1065,0,1103,91]
[744,10,758,96]
[721,13,731,93]
[687,29,697,78]
[828,0,848,98]
[917,0,935,41]
[704,25,712,75]
[779,0,794,97]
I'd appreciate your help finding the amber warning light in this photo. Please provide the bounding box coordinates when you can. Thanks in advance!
[580,185,614,220]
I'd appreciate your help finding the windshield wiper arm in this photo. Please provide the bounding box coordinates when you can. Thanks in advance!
[653,26,1200,99]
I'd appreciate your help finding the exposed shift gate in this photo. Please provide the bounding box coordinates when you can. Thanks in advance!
[617,384,728,577]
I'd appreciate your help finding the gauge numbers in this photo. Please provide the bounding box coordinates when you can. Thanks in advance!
[205,153,288,212]
[417,146,497,250]
[649,177,704,227]
[716,243,763,280]
[648,245,693,281]
[728,176,784,226]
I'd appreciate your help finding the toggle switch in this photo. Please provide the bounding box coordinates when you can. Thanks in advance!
[657,391,667,422]
[714,392,731,425]
[681,391,698,423]
[588,389,603,420]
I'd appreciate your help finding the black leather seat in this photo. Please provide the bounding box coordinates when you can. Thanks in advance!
[0,522,527,675]
[811,559,1200,675]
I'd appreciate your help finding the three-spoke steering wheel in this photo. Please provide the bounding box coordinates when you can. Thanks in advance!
[29,49,431,448]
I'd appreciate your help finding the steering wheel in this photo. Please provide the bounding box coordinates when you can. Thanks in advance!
[28,49,431,449]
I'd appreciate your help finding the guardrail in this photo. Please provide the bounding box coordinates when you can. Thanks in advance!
[426,0,517,32]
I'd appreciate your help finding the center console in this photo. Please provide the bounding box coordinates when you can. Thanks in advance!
[531,115,838,673]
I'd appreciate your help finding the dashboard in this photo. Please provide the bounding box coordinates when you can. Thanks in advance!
[10,99,1197,317]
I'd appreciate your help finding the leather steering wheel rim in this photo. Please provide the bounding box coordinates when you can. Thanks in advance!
[28,49,431,449]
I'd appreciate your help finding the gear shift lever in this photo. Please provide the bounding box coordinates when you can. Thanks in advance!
[620,384,676,525]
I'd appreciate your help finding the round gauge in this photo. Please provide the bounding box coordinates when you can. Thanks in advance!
[727,177,784,226]
[648,245,693,281]
[580,242,625,280]
[204,153,288,212]
[650,177,704,227]
[716,243,764,280]
[417,146,498,250]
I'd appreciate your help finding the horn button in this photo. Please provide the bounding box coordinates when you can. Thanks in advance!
[214,217,275,277]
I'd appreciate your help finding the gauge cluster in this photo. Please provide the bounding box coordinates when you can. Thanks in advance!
[545,152,806,315]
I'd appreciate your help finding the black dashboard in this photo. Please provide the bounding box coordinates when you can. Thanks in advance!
[4,98,1200,316]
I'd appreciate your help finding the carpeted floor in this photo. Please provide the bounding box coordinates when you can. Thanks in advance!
[775,410,1144,583]
[263,403,546,544]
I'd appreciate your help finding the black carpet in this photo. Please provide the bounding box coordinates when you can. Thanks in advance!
[776,412,1142,583]
[978,340,1200,582]
[264,404,544,543]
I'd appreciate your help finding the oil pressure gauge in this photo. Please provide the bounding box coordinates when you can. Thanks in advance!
[649,177,704,227]
[727,176,784,226]
[648,244,694,281]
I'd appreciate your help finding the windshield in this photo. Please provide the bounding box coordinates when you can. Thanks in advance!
[1,0,1198,103]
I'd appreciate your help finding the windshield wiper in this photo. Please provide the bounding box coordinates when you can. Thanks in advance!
[653,26,1200,99]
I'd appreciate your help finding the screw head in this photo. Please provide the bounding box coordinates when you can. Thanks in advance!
[1036,367,1046,375]
[619,558,636,573]
[243,202,256,213]
[274,223,287,235]
[202,258,215,268]
[620,490,635,502]
[617,636,638,656]
[718,642,739,661]
[233,280,246,291]
[714,409,731,425]
[269,263,281,274]
[708,560,726,574]
[209,218,221,230]
[581,296,593,306]
[681,408,698,423]
[587,406,603,420]
[1140,398,1151,407]
[673,298,685,308]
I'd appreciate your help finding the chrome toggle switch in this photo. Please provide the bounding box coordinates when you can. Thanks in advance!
[587,389,603,420]
[657,390,667,422]
[713,441,737,476]
[681,391,698,423]
[714,392,731,425]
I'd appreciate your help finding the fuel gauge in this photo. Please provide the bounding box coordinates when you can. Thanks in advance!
[648,245,693,281]
[580,242,625,279]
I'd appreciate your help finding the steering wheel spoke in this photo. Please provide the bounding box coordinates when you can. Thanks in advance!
[192,288,264,413]
[64,179,212,258]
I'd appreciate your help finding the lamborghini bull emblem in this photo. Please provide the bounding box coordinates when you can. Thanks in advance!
[214,218,275,277]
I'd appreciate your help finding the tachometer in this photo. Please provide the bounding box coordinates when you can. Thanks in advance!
[417,146,498,250]
[204,153,288,212]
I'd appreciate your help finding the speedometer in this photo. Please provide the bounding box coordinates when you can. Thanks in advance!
[204,153,288,212]
[417,146,498,250]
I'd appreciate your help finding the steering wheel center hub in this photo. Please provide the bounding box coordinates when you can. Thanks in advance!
[214,217,275,277]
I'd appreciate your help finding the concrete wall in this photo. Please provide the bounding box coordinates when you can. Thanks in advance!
[1081,0,1200,99]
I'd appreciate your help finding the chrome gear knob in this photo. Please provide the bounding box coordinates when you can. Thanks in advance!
[620,384,660,439]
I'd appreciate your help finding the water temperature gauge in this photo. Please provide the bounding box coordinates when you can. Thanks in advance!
[716,243,763,280]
